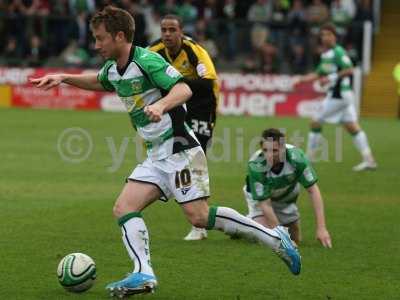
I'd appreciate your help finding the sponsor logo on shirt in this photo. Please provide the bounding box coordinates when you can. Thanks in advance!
[196,63,207,77]
[166,65,181,78]
[303,167,314,182]
[255,182,264,197]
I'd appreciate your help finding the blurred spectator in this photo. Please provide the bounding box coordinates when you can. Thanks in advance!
[287,0,308,74]
[59,39,89,67]
[289,44,307,74]
[0,0,368,72]
[248,0,272,56]
[196,30,218,61]
[25,34,47,66]
[306,0,329,30]
[1,36,22,66]
[259,41,279,73]
[355,0,373,22]
[269,0,289,54]
[221,0,237,60]
[68,0,95,15]
[48,0,72,55]
[307,0,329,65]
[330,0,356,40]
[142,1,161,44]
[247,0,272,24]
[176,0,198,36]
[121,0,147,46]
[159,0,178,16]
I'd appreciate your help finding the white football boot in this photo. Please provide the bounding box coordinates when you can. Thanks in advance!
[183,226,207,241]
[352,161,377,172]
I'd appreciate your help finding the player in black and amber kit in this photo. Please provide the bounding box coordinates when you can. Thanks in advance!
[149,14,220,241]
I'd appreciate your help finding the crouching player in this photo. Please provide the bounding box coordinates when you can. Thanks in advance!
[244,128,332,248]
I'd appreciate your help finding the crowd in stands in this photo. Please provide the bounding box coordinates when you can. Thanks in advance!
[0,0,374,73]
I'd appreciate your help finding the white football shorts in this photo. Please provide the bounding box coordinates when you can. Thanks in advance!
[243,186,300,225]
[314,90,358,124]
[128,146,210,203]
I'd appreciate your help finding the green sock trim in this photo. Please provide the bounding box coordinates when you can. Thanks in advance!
[206,206,218,230]
[311,127,322,133]
[118,211,143,227]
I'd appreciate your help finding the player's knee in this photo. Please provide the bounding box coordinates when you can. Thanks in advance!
[113,201,127,218]
[310,121,321,130]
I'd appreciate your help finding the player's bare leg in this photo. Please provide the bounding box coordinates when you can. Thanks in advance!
[287,220,302,247]
[343,122,377,171]
[106,181,159,297]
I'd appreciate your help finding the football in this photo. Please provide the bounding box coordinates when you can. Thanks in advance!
[57,253,96,293]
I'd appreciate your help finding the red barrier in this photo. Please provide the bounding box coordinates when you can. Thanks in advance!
[0,68,325,117]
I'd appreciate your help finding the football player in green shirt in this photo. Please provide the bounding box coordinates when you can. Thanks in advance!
[295,23,377,172]
[245,128,332,248]
[31,6,301,298]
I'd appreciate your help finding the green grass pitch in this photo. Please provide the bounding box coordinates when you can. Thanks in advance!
[0,108,399,299]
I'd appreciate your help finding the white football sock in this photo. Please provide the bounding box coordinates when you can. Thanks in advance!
[352,131,373,162]
[119,212,154,276]
[307,131,322,157]
[208,206,281,250]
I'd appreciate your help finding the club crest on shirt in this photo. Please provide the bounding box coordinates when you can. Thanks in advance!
[131,80,142,93]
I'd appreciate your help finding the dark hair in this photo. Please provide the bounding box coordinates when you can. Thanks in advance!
[320,23,337,37]
[261,128,285,144]
[161,14,183,29]
[90,6,135,43]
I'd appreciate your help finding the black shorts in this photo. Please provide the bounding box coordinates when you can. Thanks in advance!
[186,109,216,154]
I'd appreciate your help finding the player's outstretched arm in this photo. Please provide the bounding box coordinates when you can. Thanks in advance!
[306,184,332,248]
[293,73,319,86]
[144,82,192,122]
[30,73,105,91]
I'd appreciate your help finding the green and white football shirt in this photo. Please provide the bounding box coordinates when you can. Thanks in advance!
[316,44,353,99]
[246,145,318,203]
[97,46,199,160]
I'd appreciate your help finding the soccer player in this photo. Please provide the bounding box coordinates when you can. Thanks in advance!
[30,6,301,298]
[294,23,377,171]
[149,15,219,241]
[244,128,332,248]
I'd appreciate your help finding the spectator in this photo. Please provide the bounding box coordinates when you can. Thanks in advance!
[142,1,162,44]
[307,0,329,65]
[1,36,22,66]
[121,0,148,46]
[306,0,329,30]
[354,0,373,22]
[25,34,47,66]
[222,0,237,60]
[68,0,95,15]
[330,0,356,40]
[48,0,72,55]
[59,39,89,67]
[159,0,178,16]
[176,0,198,36]
[248,0,272,57]
[247,0,272,24]
[259,41,279,73]
[290,44,307,74]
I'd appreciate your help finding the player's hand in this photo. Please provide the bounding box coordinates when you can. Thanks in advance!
[292,75,302,87]
[30,74,64,90]
[319,76,330,86]
[144,103,164,122]
[316,227,332,248]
